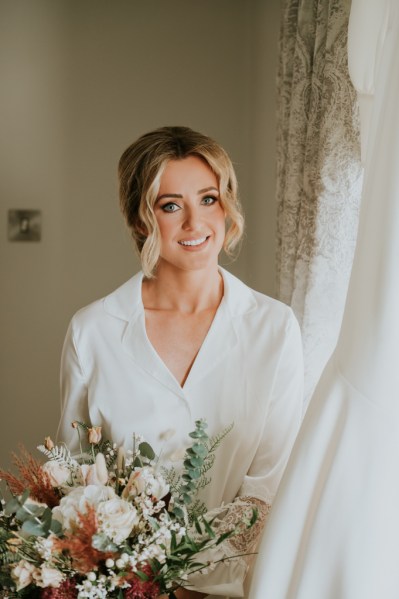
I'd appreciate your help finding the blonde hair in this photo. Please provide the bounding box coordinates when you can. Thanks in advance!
[118,126,244,277]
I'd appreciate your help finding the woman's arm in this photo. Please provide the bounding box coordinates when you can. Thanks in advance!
[56,319,90,452]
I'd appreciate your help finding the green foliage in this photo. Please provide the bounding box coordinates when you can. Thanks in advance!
[164,419,233,523]
[2,491,61,542]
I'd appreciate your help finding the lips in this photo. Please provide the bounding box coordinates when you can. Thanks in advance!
[178,236,209,247]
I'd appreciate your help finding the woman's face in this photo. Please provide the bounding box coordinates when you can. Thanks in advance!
[153,155,226,274]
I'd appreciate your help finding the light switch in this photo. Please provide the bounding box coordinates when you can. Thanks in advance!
[8,209,42,242]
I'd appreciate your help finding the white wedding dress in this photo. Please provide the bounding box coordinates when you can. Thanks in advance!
[249,0,399,597]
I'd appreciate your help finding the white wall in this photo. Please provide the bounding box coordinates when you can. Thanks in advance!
[0,0,281,466]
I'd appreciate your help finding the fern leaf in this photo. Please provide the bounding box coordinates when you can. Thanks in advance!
[37,443,74,468]
[206,422,234,454]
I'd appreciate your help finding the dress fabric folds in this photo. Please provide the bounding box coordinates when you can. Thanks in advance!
[249,1,399,597]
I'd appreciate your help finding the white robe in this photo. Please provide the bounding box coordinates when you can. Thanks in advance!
[57,267,304,598]
[249,1,399,597]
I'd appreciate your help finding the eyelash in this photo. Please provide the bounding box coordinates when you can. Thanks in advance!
[160,202,180,213]
[160,196,218,213]
[201,195,218,205]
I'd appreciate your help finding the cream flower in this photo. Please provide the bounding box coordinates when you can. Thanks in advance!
[33,565,64,588]
[122,467,169,501]
[97,497,139,543]
[80,453,108,486]
[42,461,71,487]
[11,559,39,591]
[52,485,115,530]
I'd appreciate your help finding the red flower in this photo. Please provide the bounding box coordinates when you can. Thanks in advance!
[40,577,78,598]
[123,564,161,598]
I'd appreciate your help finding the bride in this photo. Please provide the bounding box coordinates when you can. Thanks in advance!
[57,126,304,598]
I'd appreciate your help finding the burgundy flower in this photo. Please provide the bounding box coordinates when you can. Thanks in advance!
[40,578,78,598]
[123,564,161,599]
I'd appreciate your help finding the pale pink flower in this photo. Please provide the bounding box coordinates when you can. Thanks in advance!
[11,559,39,591]
[88,426,102,444]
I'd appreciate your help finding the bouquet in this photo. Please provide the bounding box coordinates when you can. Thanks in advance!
[0,420,257,598]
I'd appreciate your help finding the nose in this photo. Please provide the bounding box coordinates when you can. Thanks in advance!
[182,204,201,231]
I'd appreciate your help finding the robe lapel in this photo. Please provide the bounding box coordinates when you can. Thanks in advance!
[121,311,187,399]
[103,268,256,399]
[183,299,238,391]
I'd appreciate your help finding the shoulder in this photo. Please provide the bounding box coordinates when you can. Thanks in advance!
[221,267,297,331]
[69,272,143,333]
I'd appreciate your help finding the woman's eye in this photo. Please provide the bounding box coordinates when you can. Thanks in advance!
[201,196,218,205]
[161,202,180,213]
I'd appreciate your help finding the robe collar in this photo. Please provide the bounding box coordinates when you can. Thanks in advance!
[102,268,257,398]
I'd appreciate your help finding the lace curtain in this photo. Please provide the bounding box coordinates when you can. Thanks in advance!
[276,0,363,406]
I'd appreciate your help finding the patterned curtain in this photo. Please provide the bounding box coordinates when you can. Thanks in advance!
[276,0,363,406]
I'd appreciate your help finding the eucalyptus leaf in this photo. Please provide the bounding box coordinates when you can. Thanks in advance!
[187,468,201,480]
[50,519,62,535]
[92,533,118,552]
[4,497,21,516]
[189,430,208,439]
[21,519,46,537]
[172,506,185,519]
[16,507,30,522]
[42,507,52,530]
[22,503,45,518]
[191,444,207,458]
[138,442,155,460]
[20,489,30,504]
[189,457,203,468]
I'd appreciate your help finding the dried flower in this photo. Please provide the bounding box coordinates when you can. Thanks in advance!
[88,426,102,445]
[44,436,55,451]
[159,429,176,441]
[0,445,60,507]
[53,505,114,574]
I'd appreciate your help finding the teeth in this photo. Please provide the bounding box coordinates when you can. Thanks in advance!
[179,237,207,246]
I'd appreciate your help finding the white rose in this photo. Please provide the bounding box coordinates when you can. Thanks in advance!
[11,559,38,591]
[42,461,71,487]
[33,565,64,588]
[97,497,139,544]
[52,485,115,530]
[122,467,169,501]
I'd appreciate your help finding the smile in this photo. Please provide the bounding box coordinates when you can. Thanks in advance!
[178,236,208,246]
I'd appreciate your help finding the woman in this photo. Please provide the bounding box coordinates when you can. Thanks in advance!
[57,126,304,598]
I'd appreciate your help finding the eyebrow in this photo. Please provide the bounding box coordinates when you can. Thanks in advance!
[156,186,219,202]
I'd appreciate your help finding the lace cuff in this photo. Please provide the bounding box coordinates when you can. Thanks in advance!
[186,497,271,597]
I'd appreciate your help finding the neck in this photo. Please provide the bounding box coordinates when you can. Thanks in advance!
[142,261,223,313]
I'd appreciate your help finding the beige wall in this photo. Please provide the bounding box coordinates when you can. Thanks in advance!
[0,0,280,466]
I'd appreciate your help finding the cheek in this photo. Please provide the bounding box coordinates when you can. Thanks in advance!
[156,215,176,242]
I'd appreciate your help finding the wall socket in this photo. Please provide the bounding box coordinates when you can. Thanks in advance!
[8,209,42,242]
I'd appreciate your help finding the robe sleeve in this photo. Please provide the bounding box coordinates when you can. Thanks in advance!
[239,309,304,502]
[56,318,90,454]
